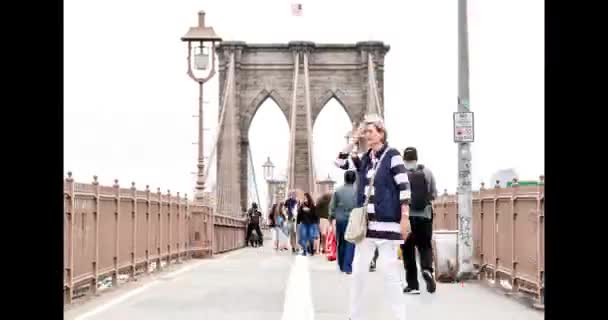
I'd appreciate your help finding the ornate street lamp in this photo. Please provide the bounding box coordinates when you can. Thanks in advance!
[262,157,275,181]
[181,11,222,203]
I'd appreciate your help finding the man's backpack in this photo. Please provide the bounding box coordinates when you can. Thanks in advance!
[407,165,432,211]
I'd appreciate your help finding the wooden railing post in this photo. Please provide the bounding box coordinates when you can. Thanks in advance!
[442,189,448,230]
[91,175,100,295]
[157,187,162,270]
[510,178,519,293]
[167,189,172,266]
[112,179,120,287]
[534,175,545,309]
[176,192,182,264]
[492,179,500,282]
[65,172,75,304]
[145,185,151,274]
[479,182,486,271]
[185,193,191,259]
[210,206,215,256]
[130,182,137,279]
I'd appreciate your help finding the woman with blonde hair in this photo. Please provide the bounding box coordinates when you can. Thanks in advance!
[335,114,412,320]
[268,202,289,251]
[276,202,290,251]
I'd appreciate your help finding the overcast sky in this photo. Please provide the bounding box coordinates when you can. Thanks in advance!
[64,0,543,211]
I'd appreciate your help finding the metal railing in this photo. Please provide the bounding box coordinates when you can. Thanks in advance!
[63,173,247,304]
[433,176,544,305]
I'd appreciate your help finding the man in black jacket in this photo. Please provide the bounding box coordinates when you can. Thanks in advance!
[401,147,438,294]
[246,203,263,247]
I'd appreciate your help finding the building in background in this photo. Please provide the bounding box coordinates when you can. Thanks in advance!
[490,169,519,188]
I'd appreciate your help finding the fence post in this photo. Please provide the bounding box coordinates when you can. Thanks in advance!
[479,182,486,273]
[510,178,519,294]
[454,190,459,231]
[185,193,191,259]
[442,189,448,230]
[492,180,500,282]
[157,187,163,270]
[112,179,120,287]
[167,189,172,266]
[210,205,215,256]
[176,192,182,264]
[534,175,545,309]
[65,172,75,304]
[130,182,137,280]
[91,175,100,295]
[145,185,151,274]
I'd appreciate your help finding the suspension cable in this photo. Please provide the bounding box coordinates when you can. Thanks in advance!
[286,51,300,192]
[303,51,316,196]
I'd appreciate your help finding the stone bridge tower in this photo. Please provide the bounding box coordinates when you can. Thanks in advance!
[216,41,389,214]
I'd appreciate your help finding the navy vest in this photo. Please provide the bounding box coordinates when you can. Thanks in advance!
[355,145,401,223]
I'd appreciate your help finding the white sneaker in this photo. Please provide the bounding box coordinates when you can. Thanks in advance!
[403,287,421,295]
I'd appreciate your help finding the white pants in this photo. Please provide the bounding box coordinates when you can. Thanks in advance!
[272,227,291,248]
[350,238,406,320]
[271,227,279,242]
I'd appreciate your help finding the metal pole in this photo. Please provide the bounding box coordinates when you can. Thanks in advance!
[265,176,269,218]
[195,81,206,202]
[457,0,474,278]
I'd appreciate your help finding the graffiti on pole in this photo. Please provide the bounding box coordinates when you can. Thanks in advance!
[459,215,472,248]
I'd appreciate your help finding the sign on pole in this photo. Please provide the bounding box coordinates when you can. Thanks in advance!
[453,112,474,143]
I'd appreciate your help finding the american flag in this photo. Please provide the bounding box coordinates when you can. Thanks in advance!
[291,3,303,16]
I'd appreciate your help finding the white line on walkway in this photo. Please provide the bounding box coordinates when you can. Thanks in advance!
[73,250,242,320]
[73,280,161,320]
[281,255,315,320]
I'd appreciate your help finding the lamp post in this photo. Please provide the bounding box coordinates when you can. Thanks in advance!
[181,11,222,204]
[346,123,363,155]
[262,156,275,181]
[317,174,336,196]
[262,157,275,212]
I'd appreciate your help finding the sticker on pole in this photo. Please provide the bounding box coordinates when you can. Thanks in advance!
[453,112,474,143]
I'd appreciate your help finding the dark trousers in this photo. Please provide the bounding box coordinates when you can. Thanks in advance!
[246,223,263,245]
[401,216,434,289]
[335,219,355,273]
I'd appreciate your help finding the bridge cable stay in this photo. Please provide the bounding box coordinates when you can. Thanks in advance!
[303,51,317,197]
[247,144,262,214]
[220,50,240,216]
[285,51,300,196]
[367,52,383,115]
[202,51,235,215]
[351,52,383,157]
[202,53,235,185]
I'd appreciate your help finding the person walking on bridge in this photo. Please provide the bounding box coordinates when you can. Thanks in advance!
[297,192,318,256]
[277,202,291,251]
[245,202,263,247]
[285,191,299,254]
[401,147,438,294]
[335,127,379,273]
[328,170,357,274]
[336,114,411,320]
[268,203,284,251]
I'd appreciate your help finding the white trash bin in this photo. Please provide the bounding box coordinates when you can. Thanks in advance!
[432,230,459,282]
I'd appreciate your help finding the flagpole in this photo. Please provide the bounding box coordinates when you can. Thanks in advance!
[289,2,305,40]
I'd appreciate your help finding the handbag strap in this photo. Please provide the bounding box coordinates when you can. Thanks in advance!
[363,147,391,208]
